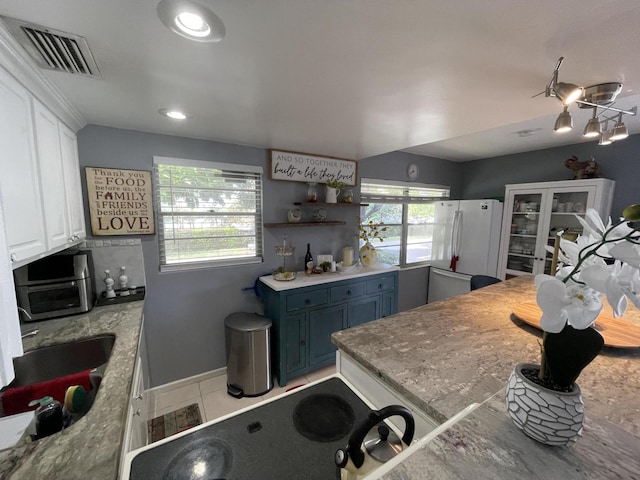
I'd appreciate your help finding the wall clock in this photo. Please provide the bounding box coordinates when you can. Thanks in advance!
[407,163,419,181]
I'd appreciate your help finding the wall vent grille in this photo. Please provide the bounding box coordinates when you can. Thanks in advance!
[1,17,102,79]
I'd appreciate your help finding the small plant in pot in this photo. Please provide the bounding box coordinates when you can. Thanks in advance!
[507,205,640,446]
[325,179,347,203]
[357,218,388,266]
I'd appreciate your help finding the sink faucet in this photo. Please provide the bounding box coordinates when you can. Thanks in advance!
[17,307,32,321]
[21,328,39,339]
[17,307,38,339]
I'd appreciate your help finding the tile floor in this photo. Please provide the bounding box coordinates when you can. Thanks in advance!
[148,363,336,424]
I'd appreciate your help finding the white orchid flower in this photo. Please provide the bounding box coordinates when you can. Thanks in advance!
[581,263,627,317]
[536,275,603,333]
[609,242,640,269]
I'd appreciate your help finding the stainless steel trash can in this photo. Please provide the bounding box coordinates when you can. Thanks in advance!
[224,312,272,398]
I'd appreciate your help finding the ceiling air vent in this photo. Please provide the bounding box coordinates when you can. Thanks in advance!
[1,17,102,79]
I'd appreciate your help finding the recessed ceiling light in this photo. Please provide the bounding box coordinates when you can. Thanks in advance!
[157,0,225,42]
[159,108,189,120]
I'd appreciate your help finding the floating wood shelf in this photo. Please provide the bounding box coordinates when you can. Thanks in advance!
[264,221,347,228]
[293,202,368,207]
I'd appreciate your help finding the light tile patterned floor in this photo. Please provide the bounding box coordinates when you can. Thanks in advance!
[148,364,336,423]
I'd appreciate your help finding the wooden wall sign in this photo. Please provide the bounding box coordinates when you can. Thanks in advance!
[85,167,155,236]
[270,149,357,186]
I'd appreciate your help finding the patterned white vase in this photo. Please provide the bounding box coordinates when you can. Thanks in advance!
[359,242,377,267]
[505,363,584,446]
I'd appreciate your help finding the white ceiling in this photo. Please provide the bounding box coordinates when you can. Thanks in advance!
[1,0,640,162]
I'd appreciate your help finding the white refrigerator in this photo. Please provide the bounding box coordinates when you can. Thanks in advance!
[428,199,503,303]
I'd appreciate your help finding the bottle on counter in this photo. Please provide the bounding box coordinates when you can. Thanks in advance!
[305,243,313,274]
[118,266,130,296]
[28,396,63,439]
[104,270,116,298]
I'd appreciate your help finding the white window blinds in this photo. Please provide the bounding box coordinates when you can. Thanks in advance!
[153,156,263,271]
[360,178,450,203]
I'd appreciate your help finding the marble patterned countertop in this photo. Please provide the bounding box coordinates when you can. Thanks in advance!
[332,276,640,479]
[0,301,144,480]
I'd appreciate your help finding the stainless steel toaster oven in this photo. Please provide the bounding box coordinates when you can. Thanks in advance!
[14,250,95,322]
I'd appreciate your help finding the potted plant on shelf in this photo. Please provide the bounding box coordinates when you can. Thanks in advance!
[506,205,640,446]
[325,179,346,203]
[357,219,388,267]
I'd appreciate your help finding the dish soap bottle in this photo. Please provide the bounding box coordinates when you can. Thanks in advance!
[305,243,313,274]
[28,396,63,439]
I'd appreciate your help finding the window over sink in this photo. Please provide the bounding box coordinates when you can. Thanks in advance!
[153,156,263,271]
[360,179,449,267]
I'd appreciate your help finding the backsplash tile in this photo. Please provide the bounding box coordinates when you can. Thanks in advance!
[82,239,146,296]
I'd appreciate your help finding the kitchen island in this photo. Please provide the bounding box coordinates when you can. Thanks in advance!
[0,301,144,480]
[332,276,640,479]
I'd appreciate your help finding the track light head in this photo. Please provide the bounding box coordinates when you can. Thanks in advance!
[583,110,602,138]
[553,107,573,133]
[554,82,584,106]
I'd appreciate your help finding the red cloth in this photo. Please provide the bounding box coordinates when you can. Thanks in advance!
[1,369,92,416]
[449,255,459,272]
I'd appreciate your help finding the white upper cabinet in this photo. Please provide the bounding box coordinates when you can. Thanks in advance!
[0,66,86,268]
[59,122,86,241]
[33,98,70,250]
[0,67,46,264]
[497,178,615,280]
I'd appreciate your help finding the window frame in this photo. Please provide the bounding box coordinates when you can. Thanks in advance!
[153,156,264,272]
[360,178,450,268]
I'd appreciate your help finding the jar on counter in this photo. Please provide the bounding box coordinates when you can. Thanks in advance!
[306,183,318,202]
[342,189,353,203]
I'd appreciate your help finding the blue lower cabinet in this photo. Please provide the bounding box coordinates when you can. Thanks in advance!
[263,271,398,386]
[308,305,346,365]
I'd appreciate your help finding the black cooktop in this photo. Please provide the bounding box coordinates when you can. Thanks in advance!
[129,377,373,480]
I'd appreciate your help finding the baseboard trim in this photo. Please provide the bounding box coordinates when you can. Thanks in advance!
[148,367,227,396]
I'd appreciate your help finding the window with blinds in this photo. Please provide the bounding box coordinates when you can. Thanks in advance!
[360,178,449,266]
[153,156,263,271]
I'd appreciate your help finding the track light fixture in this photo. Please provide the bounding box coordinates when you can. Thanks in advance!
[540,57,636,145]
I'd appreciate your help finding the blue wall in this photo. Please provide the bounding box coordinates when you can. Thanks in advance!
[77,125,460,386]
[459,135,640,217]
[79,124,638,386]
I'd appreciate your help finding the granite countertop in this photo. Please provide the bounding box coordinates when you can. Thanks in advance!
[260,264,398,291]
[0,301,144,480]
[332,276,640,479]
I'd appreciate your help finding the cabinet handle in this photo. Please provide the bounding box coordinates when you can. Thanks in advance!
[378,284,383,289]
[135,394,144,401]
[346,290,351,296]
[10,253,17,263]
[305,299,311,305]
[133,408,141,417]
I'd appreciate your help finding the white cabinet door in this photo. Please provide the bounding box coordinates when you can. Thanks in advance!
[59,123,86,241]
[33,98,70,250]
[0,68,46,264]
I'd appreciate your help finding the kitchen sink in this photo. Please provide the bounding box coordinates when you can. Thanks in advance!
[9,334,115,387]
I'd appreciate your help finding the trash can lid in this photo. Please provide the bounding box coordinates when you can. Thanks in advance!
[224,312,271,331]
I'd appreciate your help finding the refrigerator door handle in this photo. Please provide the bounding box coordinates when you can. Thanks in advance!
[455,210,463,258]
[450,210,460,257]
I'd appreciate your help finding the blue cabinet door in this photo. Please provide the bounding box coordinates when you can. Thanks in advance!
[348,296,379,328]
[285,313,306,374]
[308,305,346,366]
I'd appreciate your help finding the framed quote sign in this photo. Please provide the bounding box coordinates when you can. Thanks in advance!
[85,167,155,236]
[269,149,357,186]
